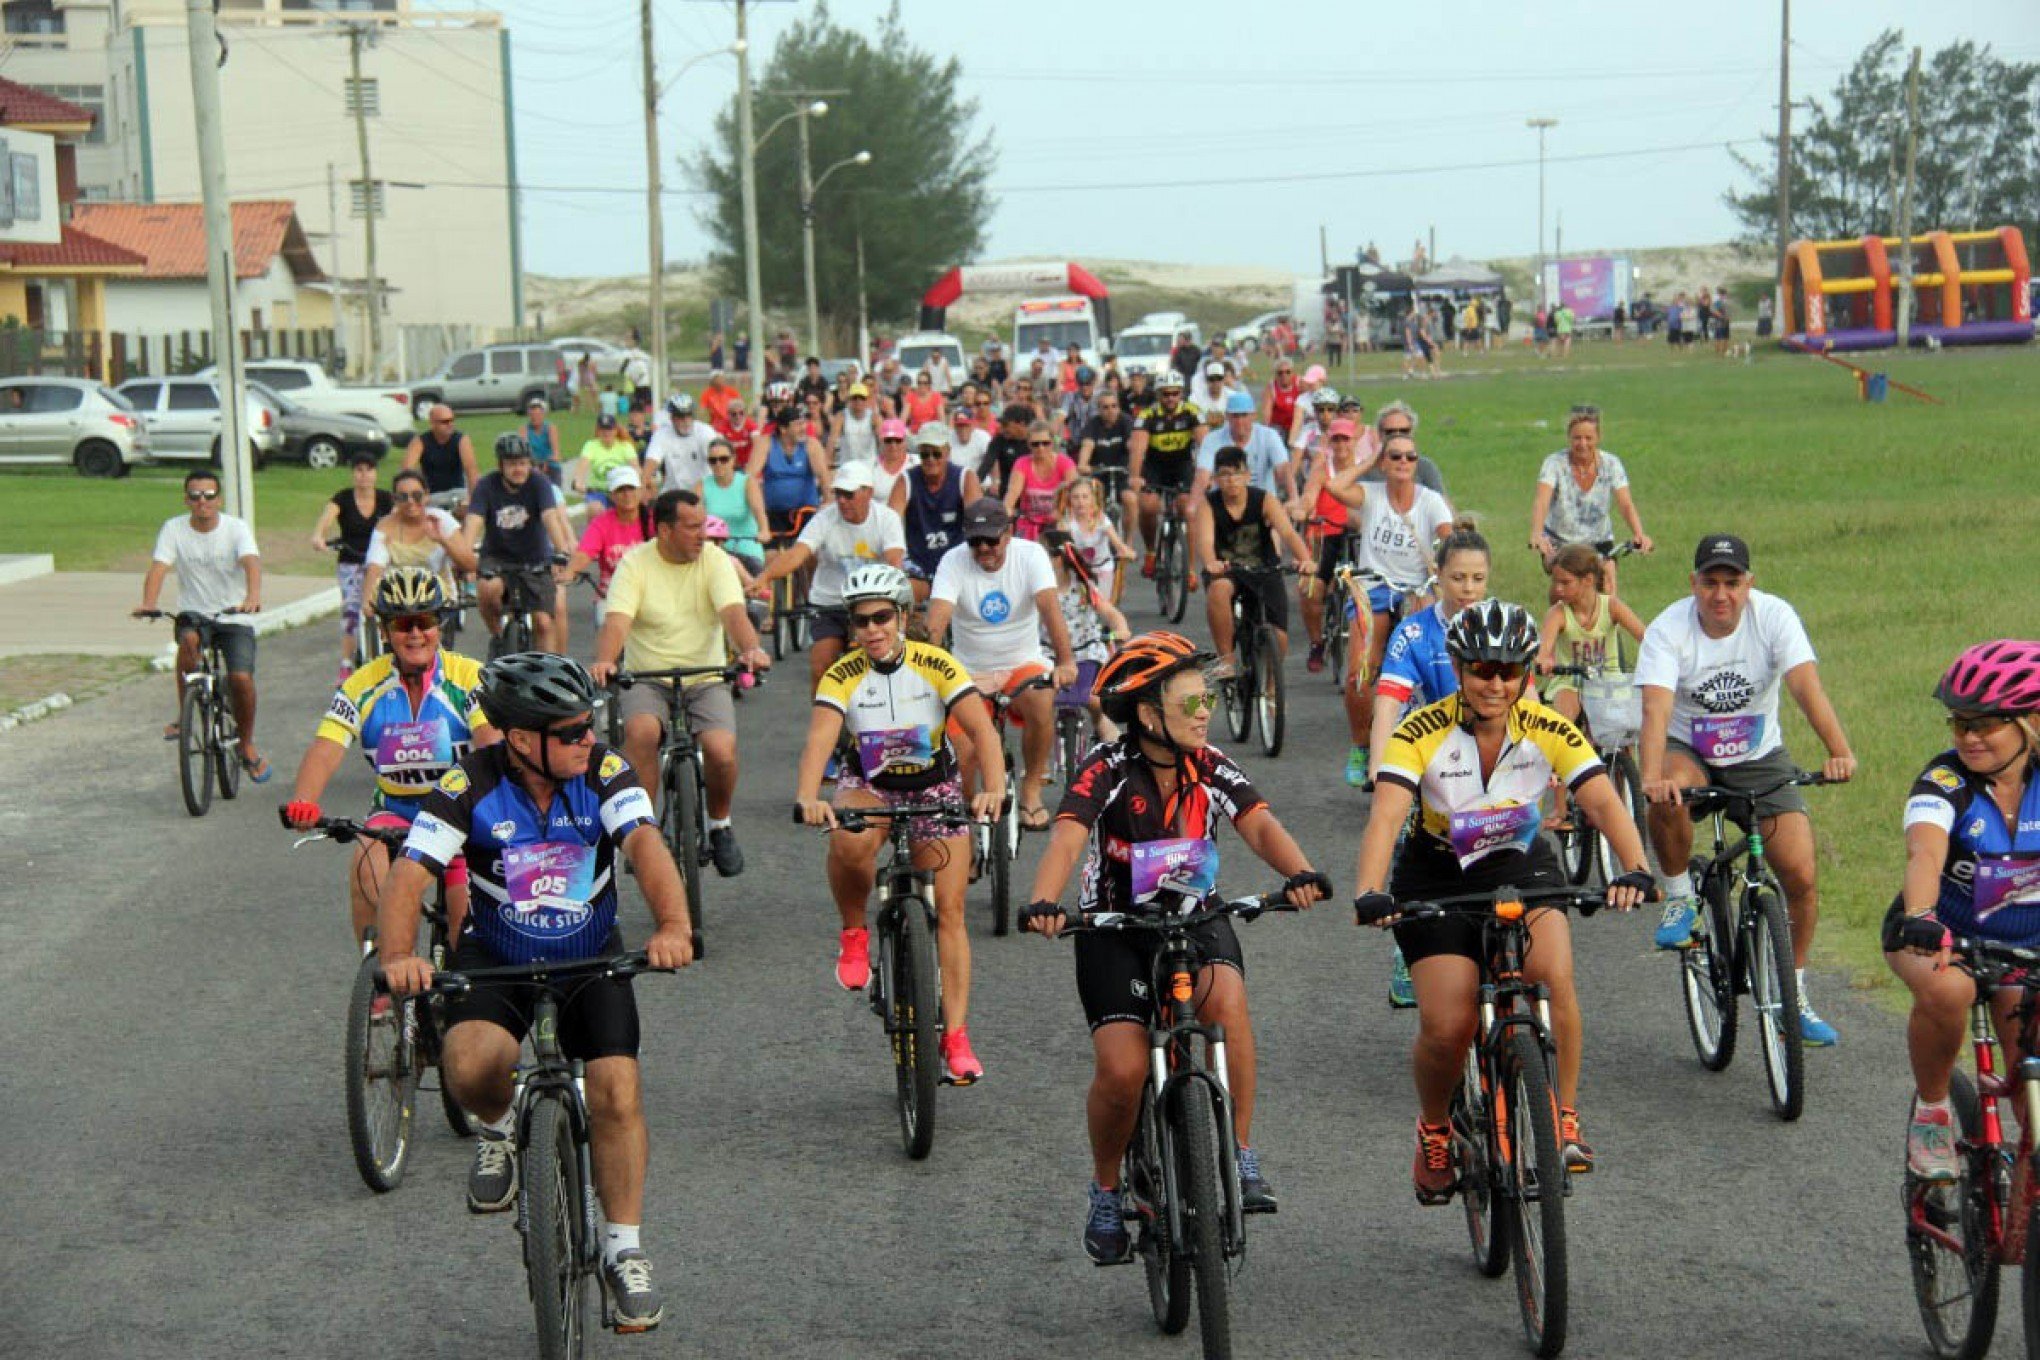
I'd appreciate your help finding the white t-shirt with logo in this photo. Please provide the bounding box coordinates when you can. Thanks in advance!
[152,512,259,618]
[1354,484,1453,590]
[796,501,905,607]
[931,536,1056,675]
[1634,588,1816,766]
[646,422,716,492]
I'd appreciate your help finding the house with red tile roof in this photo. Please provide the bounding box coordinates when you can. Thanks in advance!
[71,200,331,334]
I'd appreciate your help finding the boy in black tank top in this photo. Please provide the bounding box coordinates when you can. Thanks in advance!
[1193,446,1312,675]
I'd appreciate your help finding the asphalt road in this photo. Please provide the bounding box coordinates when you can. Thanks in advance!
[0,579,1952,1360]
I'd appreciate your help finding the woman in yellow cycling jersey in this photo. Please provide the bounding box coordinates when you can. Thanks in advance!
[1352,601,1652,1201]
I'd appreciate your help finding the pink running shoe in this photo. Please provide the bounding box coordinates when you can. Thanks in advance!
[835,928,871,991]
[941,1027,984,1085]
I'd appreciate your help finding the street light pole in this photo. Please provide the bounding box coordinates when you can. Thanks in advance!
[799,130,871,358]
[1527,117,1558,311]
[735,0,765,393]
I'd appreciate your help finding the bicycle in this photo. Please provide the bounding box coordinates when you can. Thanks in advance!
[606,666,740,959]
[407,951,673,1357]
[140,608,248,817]
[1148,479,1194,625]
[1901,931,2040,1359]
[481,558,562,659]
[1051,878,1307,1360]
[1053,678,1096,790]
[1329,560,1433,695]
[766,509,818,659]
[971,675,1048,937]
[1089,465,1133,603]
[1673,771,1836,1121]
[1545,663,1646,888]
[801,799,975,1158]
[1211,563,1295,759]
[1377,885,1611,1358]
[286,812,467,1190]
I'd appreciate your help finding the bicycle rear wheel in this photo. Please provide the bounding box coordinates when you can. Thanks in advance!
[1747,880,1805,1120]
[1609,750,1647,859]
[176,683,213,817]
[524,1093,595,1360]
[1173,1081,1232,1360]
[427,914,471,1137]
[1159,528,1188,624]
[1132,1088,1191,1334]
[1221,667,1252,744]
[1057,709,1086,787]
[1911,1070,1999,1359]
[1503,1029,1568,1357]
[343,952,419,1192]
[1254,625,1285,757]
[1558,818,1598,887]
[890,905,941,1159]
[1680,858,1739,1071]
[1455,1050,1510,1278]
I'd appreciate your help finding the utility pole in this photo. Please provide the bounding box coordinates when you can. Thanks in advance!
[1527,118,1558,310]
[326,161,345,361]
[346,23,382,381]
[1775,0,1793,310]
[798,107,818,357]
[735,0,765,393]
[1896,45,1922,348]
[639,0,665,407]
[1318,223,1329,278]
[184,0,251,526]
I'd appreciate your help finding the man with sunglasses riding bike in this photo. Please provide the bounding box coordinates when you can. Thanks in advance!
[378,652,695,1333]
[1020,631,1329,1261]
[1127,370,1204,578]
[1352,601,1653,1199]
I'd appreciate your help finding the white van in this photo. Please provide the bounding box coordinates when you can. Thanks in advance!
[1012,296,1103,373]
[1110,323,1178,377]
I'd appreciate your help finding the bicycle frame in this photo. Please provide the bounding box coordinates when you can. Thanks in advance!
[1146,928,1248,1260]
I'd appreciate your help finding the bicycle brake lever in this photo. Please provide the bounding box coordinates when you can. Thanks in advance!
[290,832,332,850]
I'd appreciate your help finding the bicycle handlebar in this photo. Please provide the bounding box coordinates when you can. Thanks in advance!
[379,949,669,998]
[611,664,750,688]
[790,800,979,831]
[1049,883,1312,938]
[1379,884,1627,924]
[136,606,251,621]
[279,809,407,850]
[1678,770,1837,810]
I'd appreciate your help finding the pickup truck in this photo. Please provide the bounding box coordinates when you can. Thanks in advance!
[196,359,414,437]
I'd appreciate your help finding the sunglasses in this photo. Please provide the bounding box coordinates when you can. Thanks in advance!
[385,614,440,635]
[707,456,732,466]
[1030,439,1055,448]
[186,489,221,502]
[1949,714,2015,737]
[883,437,906,445]
[1165,692,1219,717]
[967,536,1003,549]
[849,607,898,629]
[1380,425,1413,436]
[918,449,946,460]
[394,490,427,503]
[545,717,598,744]
[832,488,861,500]
[1463,661,1527,682]
[1382,452,1417,463]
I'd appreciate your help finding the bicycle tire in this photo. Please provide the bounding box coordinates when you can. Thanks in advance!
[988,787,1012,937]
[1681,858,1739,1071]
[1253,626,1285,756]
[1175,1081,1232,1360]
[1558,818,1597,887]
[524,1093,594,1360]
[177,682,213,817]
[1160,527,1188,624]
[1610,750,1647,852]
[1503,1028,1568,1357]
[213,684,242,800]
[1133,1088,1191,1334]
[1747,881,1805,1120]
[1326,599,1349,690]
[1221,662,1252,744]
[343,952,419,1192]
[669,756,705,953]
[891,904,942,1159]
[1911,1070,1999,1359]
[1057,710,1086,788]
[425,918,472,1137]
[1456,1049,1510,1278]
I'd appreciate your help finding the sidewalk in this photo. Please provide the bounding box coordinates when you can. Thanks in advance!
[0,555,339,659]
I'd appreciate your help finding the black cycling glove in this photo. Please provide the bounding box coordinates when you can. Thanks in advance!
[1353,891,1398,926]
[1883,912,1951,955]
[1610,870,1656,899]
[1019,899,1063,930]
[1285,870,1333,901]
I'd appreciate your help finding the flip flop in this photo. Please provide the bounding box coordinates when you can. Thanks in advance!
[163,723,180,741]
[1020,805,1051,832]
[241,752,273,783]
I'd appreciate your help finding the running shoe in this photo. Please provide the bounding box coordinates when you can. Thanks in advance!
[1560,1106,1594,1173]
[1907,1100,1959,1183]
[602,1250,665,1332]
[1799,992,1839,1047]
[1388,944,1416,1009]
[1413,1120,1455,1204]
[1084,1181,1131,1264]
[1306,642,1326,674]
[709,825,744,877]
[835,927,870,991]
[941,1027,984,1085]
[1345,746,1369,788]
[1653,897,1698,950]
[466,1131,517,1213]
[1141,553,1156,580]
[1238,1146,1278,1214]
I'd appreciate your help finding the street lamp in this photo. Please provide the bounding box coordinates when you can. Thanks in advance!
[742,98,828,374]
[801,145,872,357]
[643,36,744,407]
[1527,117,1558,311]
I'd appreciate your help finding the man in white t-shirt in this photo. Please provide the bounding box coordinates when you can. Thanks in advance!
[926,498,1078,828]
[644,395,717,494]
[946,405,990,478]
[132,468,270,780]
[1636,533,1857,1043]
[749,460,906,690]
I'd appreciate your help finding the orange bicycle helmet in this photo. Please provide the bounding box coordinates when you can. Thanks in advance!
[1094,631,1213,720]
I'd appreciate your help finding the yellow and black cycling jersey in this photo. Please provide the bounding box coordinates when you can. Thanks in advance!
[316,649,489,815]
[814,639,978,791]
[1138,403,1204,461]
[1376,692,1604,870]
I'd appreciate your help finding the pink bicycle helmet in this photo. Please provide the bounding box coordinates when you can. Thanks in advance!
[702,514,731,540]
[1934,640,2040,715]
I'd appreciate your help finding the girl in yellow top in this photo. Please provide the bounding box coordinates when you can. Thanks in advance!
[1535,542,1645,723]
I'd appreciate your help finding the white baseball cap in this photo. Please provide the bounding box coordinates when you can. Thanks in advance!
[832,462,875,493]
[605,464,642,492]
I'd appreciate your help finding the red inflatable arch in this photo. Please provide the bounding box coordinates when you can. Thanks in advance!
[918,262,1112,334]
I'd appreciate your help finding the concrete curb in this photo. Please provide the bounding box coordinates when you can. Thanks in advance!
[0,554,55,586]
[0,690,72,732]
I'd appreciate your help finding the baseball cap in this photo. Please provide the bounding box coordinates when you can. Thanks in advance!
[961,497,1010,536]
[1693,533,1751,574]
[1223,390,1255,416]
[879,418,910,440]
[832,462,875,493]
[1203,361,1226,378]
[849,383,870,398]
[914,423,950,449]
[605,464,642,492]
[1303,364,1327,385]
[951,404,975,423]
[595,413,618,429]
[1328,418,1359,439]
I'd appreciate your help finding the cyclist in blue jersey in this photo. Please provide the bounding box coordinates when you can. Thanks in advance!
[1887,641,2040,1182]
[750,381,831,540]
[378,652,693,1332]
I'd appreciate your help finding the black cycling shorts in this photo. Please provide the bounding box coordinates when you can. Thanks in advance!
[441,931,641,1061]
[1315,531,1356,584]
[1142,456,1194,496]
[1074,916,1243,1031]
[1389,837,1567,966]
[1218,567,1288,635]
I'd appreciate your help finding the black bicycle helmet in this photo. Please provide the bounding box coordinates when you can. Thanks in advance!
[494,431,531,462]
[1444,600,1539,666]
[372,565,453,619]
[478,652,600,731]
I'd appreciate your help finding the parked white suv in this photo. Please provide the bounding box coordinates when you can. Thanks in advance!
[0,376,150,477]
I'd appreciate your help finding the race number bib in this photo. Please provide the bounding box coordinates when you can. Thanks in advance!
[1130,838,1219,907]
[500,842,596,941]
[1690,714,1764,763]
[856,725,934,778]
[375,719,453,779]
[1448,802,1541,869]
[1974,856,2040,922]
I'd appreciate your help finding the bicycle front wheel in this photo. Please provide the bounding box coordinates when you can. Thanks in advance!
[890,905,942,1159]
[668,757,705,954]
[343,952,419,1192]
[524,1093,595,1360]
[1254,626,1285,757]
[1455,1049,1510,1278]
[1221,669,1252,744]
[1132,1088,1190,1334]
[1680,859,1739,1071]
[1173,1081,1232,1360]
[1159,531,1188,624]
[213,685,242,800]
[1057,709,1086,787]
[177,683,213,817]
[1746,881,1805,1120]
[1503,1029,1568,1357]
[1912,1070,1999,1358]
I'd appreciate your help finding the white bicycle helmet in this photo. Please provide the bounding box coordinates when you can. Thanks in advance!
[841,562,913,611]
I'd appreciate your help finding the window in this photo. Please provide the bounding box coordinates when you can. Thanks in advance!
[3,2,62,37]
[26,83,103,145]
[120,383,162,409]
[22,384,82,413]
[343,76,379,117]
[349,179,385,219]
[489,350,523,376]
[249,366,309,391]
[167,384,218,412]
[446,352,484,380]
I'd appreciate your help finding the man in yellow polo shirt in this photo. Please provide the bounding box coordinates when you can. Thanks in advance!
[591,489,772,876]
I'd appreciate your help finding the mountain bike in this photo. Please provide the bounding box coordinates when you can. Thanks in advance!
[1054,677,1095,789]
[1090,465,1133,601]
[804,799,974,1159]
[766,508,817,659]
[408,951,673,1358]
[1330,561,1433,696]
[1674,771,1835,1121]
[141,608,248,817]
[1212,564,1294,758]
[482,559,561,660]
[606,666,739,959]
[1544,663,1645,888]
[1054,878,1309,1360]
[1150,479,1193,624]
[970,675,1046,936]
[1371,885,1610,1358]
[1901,932,2040,1359]
[287,812,467,1190]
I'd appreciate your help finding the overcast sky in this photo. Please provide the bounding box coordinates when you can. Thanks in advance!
[489,0,2039,280]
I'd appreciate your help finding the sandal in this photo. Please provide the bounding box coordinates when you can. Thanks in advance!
[163,723,181,741]
[240,752,273,783]
[1020,804,1051,832]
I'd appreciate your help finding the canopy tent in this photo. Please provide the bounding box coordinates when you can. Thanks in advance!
[1413,258,1504,294]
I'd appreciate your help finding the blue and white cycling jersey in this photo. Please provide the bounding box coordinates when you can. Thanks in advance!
[1376,600,1459,711]
[1904,752,2040,946]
